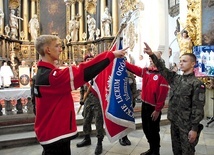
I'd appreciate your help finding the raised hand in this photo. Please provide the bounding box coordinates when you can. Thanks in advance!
[144,42,153,56]
[113,47,129,58]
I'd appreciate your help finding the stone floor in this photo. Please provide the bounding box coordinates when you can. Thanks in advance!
[0,119,213,155]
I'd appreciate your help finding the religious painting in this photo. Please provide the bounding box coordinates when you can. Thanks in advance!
[201,0,214,45]
[39,0,66,38]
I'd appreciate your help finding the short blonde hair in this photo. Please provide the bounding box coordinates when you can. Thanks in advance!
[35,35,60,56]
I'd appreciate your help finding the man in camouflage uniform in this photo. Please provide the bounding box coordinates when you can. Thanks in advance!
[76,80,104,155]
[144,43,205,155]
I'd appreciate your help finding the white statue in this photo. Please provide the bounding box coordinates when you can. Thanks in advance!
[69,17,80,42]
[9,9,23,39]
[87,15,96,41]
[0,9,4,28]
[0,62,14,88]
[101,7,112,37]
[96,28,100,39]
[5,25,10,36]
[28,14,39,41]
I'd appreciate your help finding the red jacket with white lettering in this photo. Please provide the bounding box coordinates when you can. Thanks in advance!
[126,62,169,112]
[34,51,115,145]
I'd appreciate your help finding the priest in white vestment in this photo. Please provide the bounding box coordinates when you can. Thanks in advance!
[0,62,14,87]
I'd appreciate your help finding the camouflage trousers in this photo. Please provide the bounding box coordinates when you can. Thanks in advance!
[82,93,104,139]
[170,122,200,155]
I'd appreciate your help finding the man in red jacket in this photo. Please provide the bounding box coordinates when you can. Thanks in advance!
[126,52,169,155]
[33,35,127,155]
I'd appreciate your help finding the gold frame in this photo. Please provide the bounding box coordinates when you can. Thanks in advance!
[186,0,202,46]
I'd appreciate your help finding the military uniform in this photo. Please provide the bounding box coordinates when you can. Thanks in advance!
[77,81,104,155]
[81,82,104,139]
[150,54,206,155]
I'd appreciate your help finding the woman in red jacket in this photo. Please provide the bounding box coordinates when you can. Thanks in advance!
[126,52,169,155]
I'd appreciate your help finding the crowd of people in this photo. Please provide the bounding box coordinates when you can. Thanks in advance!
[29,33,205,155]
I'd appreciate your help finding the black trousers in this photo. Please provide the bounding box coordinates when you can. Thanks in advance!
[42,139,71,155]
[141,102,161,152]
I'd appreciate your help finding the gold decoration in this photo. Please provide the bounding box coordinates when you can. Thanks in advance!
[85,0,97,14]
[126,22,136,52]
[119,0,137,17]
[186,0,201,46]
[9,0,20,9]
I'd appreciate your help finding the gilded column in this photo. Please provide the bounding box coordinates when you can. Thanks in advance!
[100,0,106,37]
[78,0,84,41]
[23,0,29,40]
[71,1,76,19]
[65,3,71,35]
[0,0,4,34]
[31,0,36,17]
[112,0,118,36]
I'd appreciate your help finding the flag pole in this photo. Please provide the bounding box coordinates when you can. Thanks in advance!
[77,84,92,114]
[108,13,132,51]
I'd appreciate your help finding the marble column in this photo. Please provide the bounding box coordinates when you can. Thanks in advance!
[100,0,106,37]
[78,0,84,41]
[71,1,76,19]
[112,0,118,36]
[31,0,36,17]
[0,0,4,34]
[23,0,29,40]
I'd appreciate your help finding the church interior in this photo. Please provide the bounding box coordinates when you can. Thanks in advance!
[0,0,214,154]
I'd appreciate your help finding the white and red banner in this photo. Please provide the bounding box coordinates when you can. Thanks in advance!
[93,41,135,142]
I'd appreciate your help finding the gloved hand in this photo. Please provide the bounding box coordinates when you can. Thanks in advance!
[80,100,84,105]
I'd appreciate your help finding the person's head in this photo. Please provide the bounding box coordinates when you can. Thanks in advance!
[139,55,143,60]
[21,60,26,66]
[84,48,94,61]
[35,35,62,62]
[84,55,94,62]
[182,30,189,38]
[179,53,196,74]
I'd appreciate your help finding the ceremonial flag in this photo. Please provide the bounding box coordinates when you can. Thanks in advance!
[93,40,135,142]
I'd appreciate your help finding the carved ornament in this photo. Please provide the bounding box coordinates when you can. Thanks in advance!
[9,0,20,9]
[85,0,97,14]
[119,0,137,17]
[186,0,201,46]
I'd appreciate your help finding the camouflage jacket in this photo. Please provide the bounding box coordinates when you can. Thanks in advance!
[150,54,206,132]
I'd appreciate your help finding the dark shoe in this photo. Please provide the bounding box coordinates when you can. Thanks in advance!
[119,139,126,146]
[95,144,103,155]
[123,136,131,145]
[76,138,91,147]
[140,149,152,155]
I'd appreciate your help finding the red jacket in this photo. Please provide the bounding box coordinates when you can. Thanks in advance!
[126,62,169,112]
[34,51,115,145]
